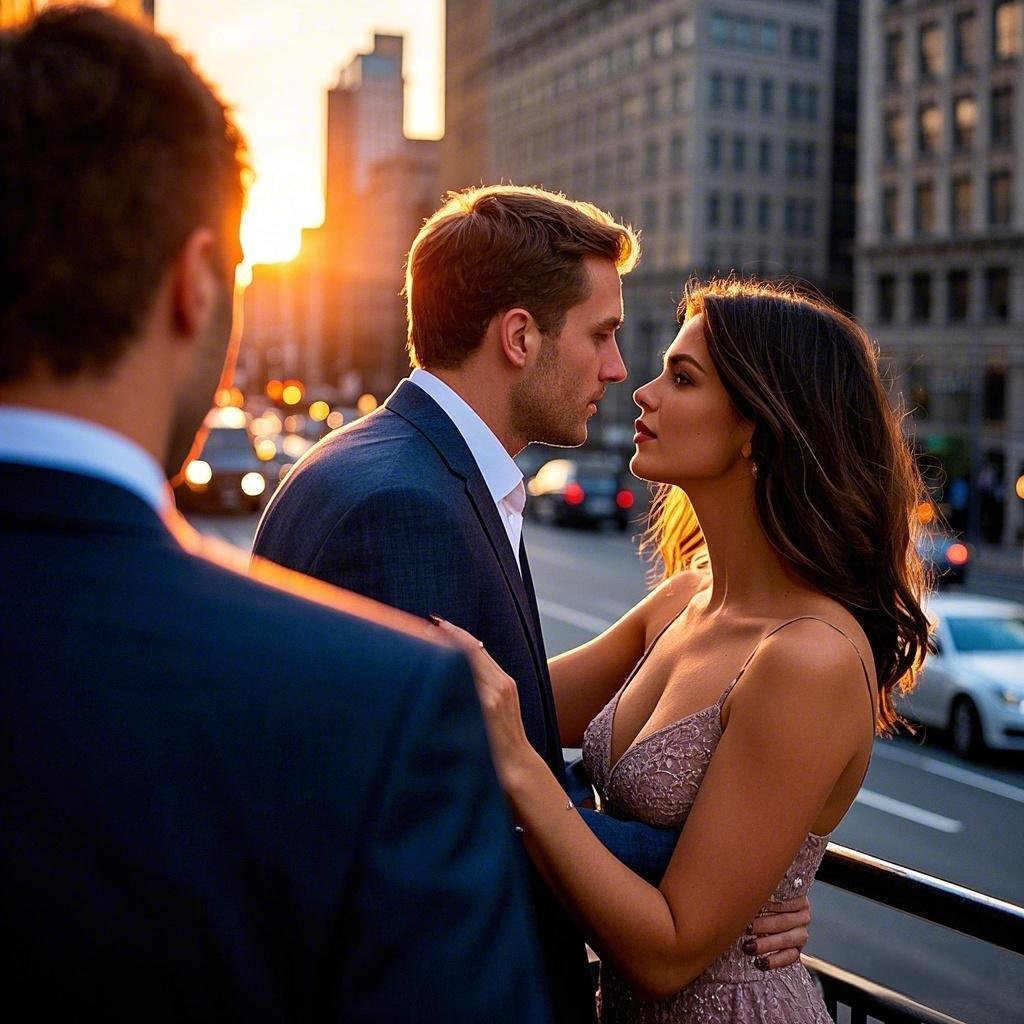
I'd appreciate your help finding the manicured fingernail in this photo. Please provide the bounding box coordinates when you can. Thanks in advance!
[753,956,769,971]
[741,939,757,955]
[428,614,443,625]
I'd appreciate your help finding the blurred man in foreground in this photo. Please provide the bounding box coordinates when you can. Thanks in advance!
[0,8,549,1020]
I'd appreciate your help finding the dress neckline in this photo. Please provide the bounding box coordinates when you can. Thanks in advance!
[605,612,874,782]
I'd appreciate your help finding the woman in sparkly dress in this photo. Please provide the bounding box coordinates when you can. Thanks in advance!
[440,279,932,1023]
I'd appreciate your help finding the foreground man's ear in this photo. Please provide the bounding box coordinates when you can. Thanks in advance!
[172,227,220,341]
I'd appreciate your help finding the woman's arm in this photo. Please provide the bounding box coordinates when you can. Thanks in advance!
[550,571,705,745]
[455,618,871,999]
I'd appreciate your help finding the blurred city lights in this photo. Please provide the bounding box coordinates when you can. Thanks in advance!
[917,502,936,525]
[254,438,278,461]
[1016,475,1024,500]
[265,379,284,403]
[282,381,304,405]
[309,400,331,421]
[184,460,212,486]
[357,393,379,415]
[282,434,310,458]
[240,472,267,497]
[326,410,345,430]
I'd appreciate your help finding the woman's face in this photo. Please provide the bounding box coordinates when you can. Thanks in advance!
[631,314,753,488]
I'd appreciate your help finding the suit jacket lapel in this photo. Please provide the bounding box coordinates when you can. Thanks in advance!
[384,381,550,681]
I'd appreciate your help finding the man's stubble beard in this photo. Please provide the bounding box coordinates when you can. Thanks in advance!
[508,332,588,449]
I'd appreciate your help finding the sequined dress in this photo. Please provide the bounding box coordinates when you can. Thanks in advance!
[581,617,847,1024]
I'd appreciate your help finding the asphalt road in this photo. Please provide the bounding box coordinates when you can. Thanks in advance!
[193,511,1024,1021]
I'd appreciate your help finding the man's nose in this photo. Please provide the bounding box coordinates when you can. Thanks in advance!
[602,341,628,383]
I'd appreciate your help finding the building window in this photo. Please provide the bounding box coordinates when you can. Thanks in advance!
[732,135,746,171]
[762,21,780,52]
[907,363,930,420]
[643,140,660,178]
[919,22,944,79]
[760,78,774,115]
[914,181,936,233]
[882,186,899,236]
[952,175,973,231]
[807,84,819,120]
[708,133,722,170]
[918,103,942,155]
[710,71,725,108]
[645,80,662,120]
[758,137,773,174]
[784,197,798,236]
[758,195,772,232]
[884,110,905,161]
[989,171,1013,225]
[707,192,721,228]
[642,196,659,231]
[991,85,1014,146]
[947,269,970,321]
[885,30,905,85]
[711,13,730,45]
[983,367,1007,422]
[986,267,1010,320]
[733,74,748,110]
[674,15,694,50]
[672,73,688,113]
[994,1,1023,60]
[790,25,821,59]
[911,272,933,321]
[954,10,977,70]
[803,142,817,178]
[786,139,800,176]
[670,133,686,171]
[801,199,815,237]
[731,193,745,229]
[787,82,800,118]
[953,95,977,150]
[669,191,684,228]
[877,273,896,323]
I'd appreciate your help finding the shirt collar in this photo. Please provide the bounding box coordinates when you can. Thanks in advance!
[408,369,523,505]
[0,406,172,513]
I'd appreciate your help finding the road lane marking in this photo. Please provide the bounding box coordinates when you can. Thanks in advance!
[537,599,613,635]
[854,789,964,833]
[874,743,1024,804]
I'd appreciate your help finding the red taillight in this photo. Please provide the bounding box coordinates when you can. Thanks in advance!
[564,482,586,506]
[616,489,634,510]
[946,542,969,566]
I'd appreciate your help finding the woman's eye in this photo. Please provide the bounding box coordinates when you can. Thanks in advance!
[672,372,692,387]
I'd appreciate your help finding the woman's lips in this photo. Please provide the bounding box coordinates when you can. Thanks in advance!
[634,420,656,444]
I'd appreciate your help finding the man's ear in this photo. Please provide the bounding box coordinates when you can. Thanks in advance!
[171,227,219,340]
[498,307,541,369]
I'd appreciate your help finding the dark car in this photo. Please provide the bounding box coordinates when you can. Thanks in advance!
[176,414,272,514]
[526,454,636,531]
[917,530,971,586]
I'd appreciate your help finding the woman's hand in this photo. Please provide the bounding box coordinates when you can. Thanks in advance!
[431,617,534,786]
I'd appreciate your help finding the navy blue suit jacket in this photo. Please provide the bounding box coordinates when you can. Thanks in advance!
[0,461,550,1022]
[254,380,677,1022]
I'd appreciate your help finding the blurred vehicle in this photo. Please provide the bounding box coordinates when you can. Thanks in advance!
[916,529,970,586]
[898,593,1024,759]
[526,453,635,531]
[176,409,272,514]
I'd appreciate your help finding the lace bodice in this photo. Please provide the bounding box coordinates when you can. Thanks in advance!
[578,617,856,1023]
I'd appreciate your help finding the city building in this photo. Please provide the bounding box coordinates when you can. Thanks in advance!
[242,33,439,403]
[857,0,1023,545]
[442,0,858,440]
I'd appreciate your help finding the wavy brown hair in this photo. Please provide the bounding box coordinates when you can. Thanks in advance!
[642,278,931,734]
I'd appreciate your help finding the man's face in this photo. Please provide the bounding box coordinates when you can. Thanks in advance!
[509,257,627,447]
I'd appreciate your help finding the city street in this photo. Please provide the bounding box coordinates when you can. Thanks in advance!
[193,511,1024,1020]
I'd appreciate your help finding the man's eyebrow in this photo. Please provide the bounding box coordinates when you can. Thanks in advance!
[593,315,624,331]
[667,352,707,375]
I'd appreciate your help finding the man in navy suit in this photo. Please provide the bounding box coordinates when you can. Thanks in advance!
[0,10,549,1021]
[254,187,811,1021]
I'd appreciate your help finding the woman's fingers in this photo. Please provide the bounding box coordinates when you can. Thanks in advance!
[751,947,802,971]
[748,925,810,957]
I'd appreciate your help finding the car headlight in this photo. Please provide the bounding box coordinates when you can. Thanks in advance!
[240,471,266,497]
[999,689,1024,711]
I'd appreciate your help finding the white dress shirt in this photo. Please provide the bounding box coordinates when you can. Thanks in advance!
[409,369,526,570]
[0,406,171,513]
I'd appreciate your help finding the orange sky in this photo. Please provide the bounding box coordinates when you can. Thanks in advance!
[156,1,444,264]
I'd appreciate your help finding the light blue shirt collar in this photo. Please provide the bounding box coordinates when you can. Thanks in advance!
[0,406,171,513]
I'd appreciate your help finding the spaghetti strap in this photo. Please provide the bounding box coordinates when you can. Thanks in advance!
[731,615,876,707]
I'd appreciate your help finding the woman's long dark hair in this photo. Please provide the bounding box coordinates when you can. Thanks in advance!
[642,278,931,734]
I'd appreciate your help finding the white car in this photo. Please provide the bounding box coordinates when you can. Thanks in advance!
[898,594,1024,759]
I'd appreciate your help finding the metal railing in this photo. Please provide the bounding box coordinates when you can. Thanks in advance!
[805,843,1024,1024]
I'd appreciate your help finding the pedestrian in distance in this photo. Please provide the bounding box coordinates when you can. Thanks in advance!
[0,9,549,1021]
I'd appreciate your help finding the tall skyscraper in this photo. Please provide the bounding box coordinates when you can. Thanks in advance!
[442,0,856,439]
[857,0,1023,546]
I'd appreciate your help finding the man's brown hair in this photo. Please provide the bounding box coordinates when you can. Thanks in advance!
[405,185,639,369]
[0,5,248,382]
